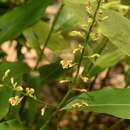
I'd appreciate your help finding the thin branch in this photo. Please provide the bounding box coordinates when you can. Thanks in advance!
[34,2,64,69]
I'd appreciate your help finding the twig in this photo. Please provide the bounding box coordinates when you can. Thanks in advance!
[88,75,98,91]
[34,2,64,69]
[21,91,56,108]
[101,68,111,88]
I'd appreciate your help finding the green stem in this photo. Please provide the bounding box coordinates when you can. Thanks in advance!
[40,0,102,129]
[29,96,56,108]
[21,92,56,108]
[34,2,64,69]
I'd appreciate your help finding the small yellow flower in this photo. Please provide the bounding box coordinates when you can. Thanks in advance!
[13,86,23,91]
[41,107,46,116]
[86,3,93,14]
[80,101,89,107]
[9,96,23,106]
[60,60,76,69]
[72,103,82,108]
[98,9,103,15]
[71,101,89,108]
[26,88,35,97]
[10,77,15,85]
[80,75,89,83]
[59,79,71,84]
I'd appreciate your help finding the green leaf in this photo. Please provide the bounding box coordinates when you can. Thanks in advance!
[121,0,130,5]
[26,71,41,123]
[98,9,130,56]
[0,61,30,79]
[38,61,64,84]
[0,62,30,119]
[24,21,69,55]
[62,87,130,119]
[0,119,28,130]
[88,49,123,77]
[0,87,12,120]
[0,0,51,44]
[64,0,95,4]
[55,3,88,31]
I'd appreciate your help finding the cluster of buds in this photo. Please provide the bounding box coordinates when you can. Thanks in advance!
[1,69,36,106]
[9,87,35,106]
[60,60,76,69]
[9,96,23,106]
[72,101,89,108]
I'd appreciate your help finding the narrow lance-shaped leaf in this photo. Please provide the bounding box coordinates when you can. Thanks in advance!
[55,3,88,31]
[97,9,130,56]
[64,0,95,4]
[0,87,12,120]
[62,87,130,119]
[24,21,69,55]
[0,62,30,119]
[88,49,124,77]
[38,61,64,84]
[0,0,51,44]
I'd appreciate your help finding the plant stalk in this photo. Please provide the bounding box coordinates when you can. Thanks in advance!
[34,2,64,69]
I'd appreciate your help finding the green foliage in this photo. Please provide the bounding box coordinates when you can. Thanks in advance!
[0,119,28,130]
[62,87,130,119]
[98,9,130,55]
[38,61,64,84]
[0,0,51,44]
[0,0,130,129]
[89,49,124,77]
[0,87,12,120]
[24,21,69,55]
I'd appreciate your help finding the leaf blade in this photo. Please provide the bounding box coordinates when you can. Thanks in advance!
[62,87,130,119]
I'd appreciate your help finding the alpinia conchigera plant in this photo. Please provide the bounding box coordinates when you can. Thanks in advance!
[0,0,130,129]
